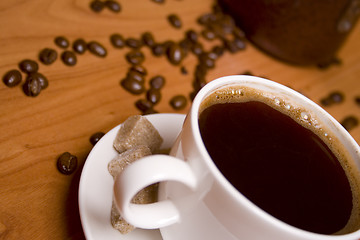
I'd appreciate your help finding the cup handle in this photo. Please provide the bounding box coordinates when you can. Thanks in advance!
[113,154,198,229]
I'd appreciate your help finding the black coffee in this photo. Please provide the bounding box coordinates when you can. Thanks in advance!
[198,90,356,234]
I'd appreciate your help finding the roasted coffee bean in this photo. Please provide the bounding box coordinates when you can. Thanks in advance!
[211,45,225,58]
[142,108,159,115]
[199,53,215,69]
[127,70,145,84]
[168,14,182,29]
[151,43,166,56]
[87,41,107,57]
[120,78,145,95]
[355,96,360,106]
[61,51,77,66]
[223,38,245,53]
[90,132,105,145]
[185,29,198,43]
[57,152,78,175]
[126,50,145,65]
[54,36,69,49]
[233,27,246,39]
[321,91,345,106]
[201,29,216,40]
[317,58,342,69]
[90,0,104,12]
[104,0,121,13]
[194,64,207,83]
[110,33,125,48]
[135,99,154,113]
[125,37,143,49]
[181,66,188,75]
[329,91,345,103]
[197,13,217,25]
[22,75,41,97]
[191,42,204,56]
[29,72,48,90]
[39,48,58,65]
[152,0,165,3]
[179,39,192,56]
[170,95,187,110]
[149,75,165,89]
[146,88,161,105]
[19,59,39,74]
[142,32,155,47]
[130,65,147,76]
[341,116,359,131]
[72,38,87,54]
[3,69,22,87]
[166,42,184,65]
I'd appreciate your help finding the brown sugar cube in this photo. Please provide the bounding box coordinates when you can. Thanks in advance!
[113,115,163,153]
[108,145,152,178]
[111,201,135,234]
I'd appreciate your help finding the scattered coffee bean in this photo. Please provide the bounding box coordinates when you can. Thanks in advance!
[180,66,188,75]
[191,42,204,56]
[22,74,41,97]
[199,53,215,69]
[90,0,105,12]
[39,48,58,65]
[72,38,87,54]
[30,72,49,90]
[3,69,22,87]
[169,95,187,110]
[329,91,344,103]
[19,59,39,74]
[320,91,345,106]
[317,58,342,70]
[149,75,165,89]
[166,42,184,65]
[104,0,121,13]
[130,65,147,76]
[197,13,217,25]
[151,43,166,56]
[110,33,125,48]
[87,41,107,57]
[125,37,143,49]
[152,0,165,4]
[341,116,359,131]
[121,78,145,95]
[211,45,225,58]
[146,88,161,105]
[89,132,105,145]
[142,32,155,47]
[135,99,154,113]
[126,50,145,65]
[61,51,77,66]
[355,96,360,106]
[201,29,216,40]
[233,27,246,39]
[223,37,246,53]
[142,108,159,115]
[167,14,182,29]
[54,36,69,49]
[57,152,78,175]
[127,70,145,84]
[185,29,198,43]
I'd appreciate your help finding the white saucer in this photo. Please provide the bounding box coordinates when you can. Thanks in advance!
[79,113,186,240]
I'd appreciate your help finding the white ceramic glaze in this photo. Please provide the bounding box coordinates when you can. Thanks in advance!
[79,113,186,240]
[114,75,360,240]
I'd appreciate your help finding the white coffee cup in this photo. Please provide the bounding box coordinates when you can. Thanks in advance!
[113,75,360,240]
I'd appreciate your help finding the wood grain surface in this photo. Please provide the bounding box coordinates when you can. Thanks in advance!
[1,0,360,239]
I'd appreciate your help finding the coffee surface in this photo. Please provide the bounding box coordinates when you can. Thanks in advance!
[199,100,353,234]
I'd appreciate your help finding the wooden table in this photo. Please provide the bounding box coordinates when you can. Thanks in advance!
[1,0,360,239]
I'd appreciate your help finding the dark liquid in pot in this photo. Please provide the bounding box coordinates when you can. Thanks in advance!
[199,101,352,234]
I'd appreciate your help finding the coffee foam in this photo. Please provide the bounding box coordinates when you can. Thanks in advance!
[199,85,360,235]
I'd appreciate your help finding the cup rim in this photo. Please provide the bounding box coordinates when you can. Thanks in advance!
[189,74,360,239]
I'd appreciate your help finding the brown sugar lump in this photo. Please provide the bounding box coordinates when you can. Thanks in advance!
[113,115,163,153]
[111,201,135,234]
[108,145,152,178]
